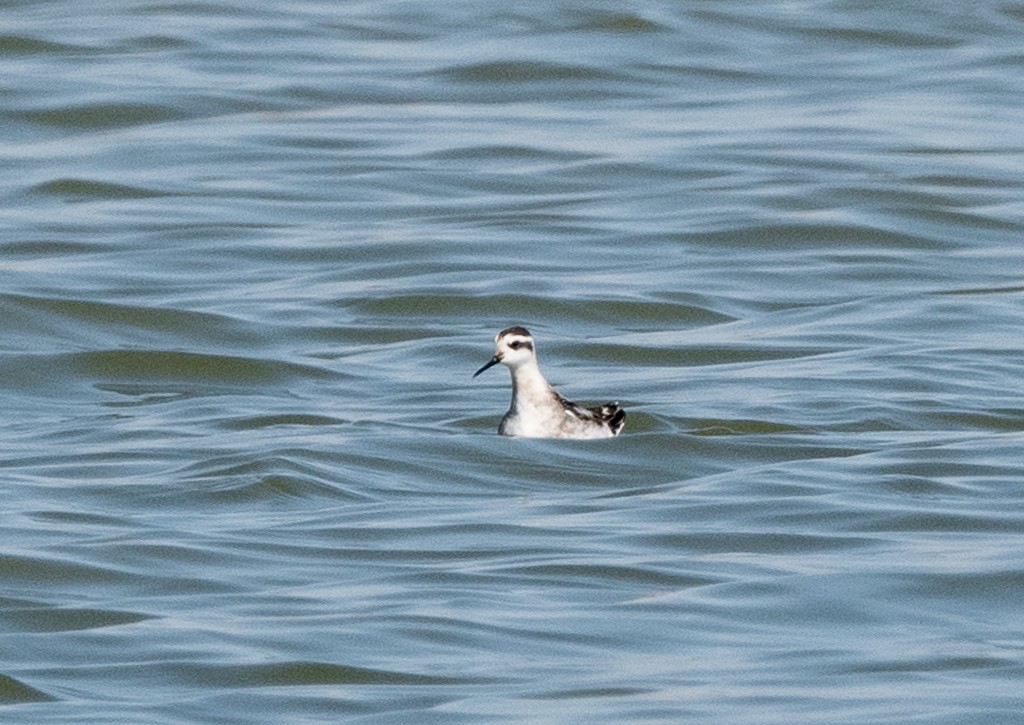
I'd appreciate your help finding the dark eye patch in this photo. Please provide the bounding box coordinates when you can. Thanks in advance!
[509,340,522,349]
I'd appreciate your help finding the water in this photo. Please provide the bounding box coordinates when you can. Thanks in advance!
[2,1,1024,722]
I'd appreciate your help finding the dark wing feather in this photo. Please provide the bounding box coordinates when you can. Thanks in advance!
[592,402,626,435]
[553,389,626,435]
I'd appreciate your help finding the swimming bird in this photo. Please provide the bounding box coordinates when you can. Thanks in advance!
[473,326,625,439]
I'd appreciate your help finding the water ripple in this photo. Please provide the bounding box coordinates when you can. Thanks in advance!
[3,0,1024,722]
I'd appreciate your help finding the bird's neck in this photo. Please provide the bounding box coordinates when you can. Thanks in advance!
[508,360,552,411]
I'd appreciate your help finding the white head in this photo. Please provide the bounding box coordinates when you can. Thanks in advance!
[473,326,537,377]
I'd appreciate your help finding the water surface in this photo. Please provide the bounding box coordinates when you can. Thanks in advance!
[2,1,1024,722]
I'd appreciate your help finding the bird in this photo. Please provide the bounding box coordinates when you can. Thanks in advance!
[473,326,625,439]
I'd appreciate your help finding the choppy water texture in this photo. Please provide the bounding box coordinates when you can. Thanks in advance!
[3,1,1024,722]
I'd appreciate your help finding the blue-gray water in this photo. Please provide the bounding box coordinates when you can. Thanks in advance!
[3,2,1024,722]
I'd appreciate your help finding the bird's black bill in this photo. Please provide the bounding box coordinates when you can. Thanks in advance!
[473,356,501,377]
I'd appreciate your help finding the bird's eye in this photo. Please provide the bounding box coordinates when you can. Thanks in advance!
[509,341,521,350]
